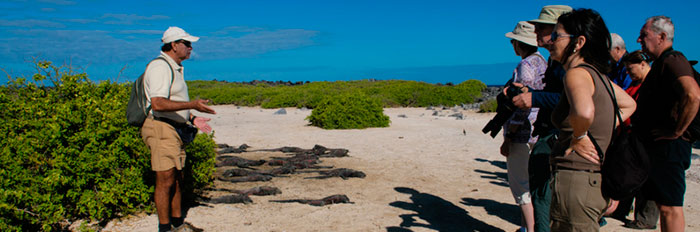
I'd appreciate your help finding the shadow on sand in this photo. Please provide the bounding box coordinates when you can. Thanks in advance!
[387,187,504,232]
[474,158,508,188]
[460,198,520,227]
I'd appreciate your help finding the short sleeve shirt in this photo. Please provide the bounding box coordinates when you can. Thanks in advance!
[633,48,694,140]
[503,52,547,144]
[144,52,190,123]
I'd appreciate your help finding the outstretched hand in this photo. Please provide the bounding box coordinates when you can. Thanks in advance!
[192,99,216,114]
[193,116,213,133]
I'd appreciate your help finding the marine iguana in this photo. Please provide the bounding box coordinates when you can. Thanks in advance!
[218,174,272,183]
[208,194,253,204]
[216,155,266,168]
[221,166,296,177]
[216,143,250,154]
[305,168,366,179]
[206,186,282,196]
[269,194,353,206]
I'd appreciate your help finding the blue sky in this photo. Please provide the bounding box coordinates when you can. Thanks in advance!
[1,0,699,85]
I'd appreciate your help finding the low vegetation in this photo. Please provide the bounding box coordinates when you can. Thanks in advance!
[307,92,391,129]
[188,79,486,109]
[0,62,216,231]
[0,60,486,231]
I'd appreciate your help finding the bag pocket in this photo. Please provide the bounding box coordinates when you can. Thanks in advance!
[175,124,198,144]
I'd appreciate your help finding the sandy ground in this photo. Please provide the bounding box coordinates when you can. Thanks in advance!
[103,106,700,232]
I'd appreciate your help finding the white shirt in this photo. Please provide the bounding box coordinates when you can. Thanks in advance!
[143,51,190,123]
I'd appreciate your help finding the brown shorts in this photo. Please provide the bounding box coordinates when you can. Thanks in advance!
[141,118,186,171]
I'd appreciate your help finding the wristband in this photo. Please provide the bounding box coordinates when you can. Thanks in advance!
[573,131,587,140]
[189,116,197,124]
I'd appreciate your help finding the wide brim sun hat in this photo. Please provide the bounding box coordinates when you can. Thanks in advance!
[506,21,538,47]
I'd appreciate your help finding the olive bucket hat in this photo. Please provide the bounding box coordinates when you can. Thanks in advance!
[528,5,573,25]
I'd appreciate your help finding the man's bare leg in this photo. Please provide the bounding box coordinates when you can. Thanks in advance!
[659,205,684,232]
[156,168,176,225]
[170,170,183,219]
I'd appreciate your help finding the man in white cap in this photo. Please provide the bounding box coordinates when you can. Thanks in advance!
[507,5,571,232]
[141,26,215,232]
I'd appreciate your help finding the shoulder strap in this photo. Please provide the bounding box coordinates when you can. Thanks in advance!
[151,57,175,99]
[576,63,622,160]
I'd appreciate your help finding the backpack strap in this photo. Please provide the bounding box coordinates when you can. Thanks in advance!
[146,57,175,114]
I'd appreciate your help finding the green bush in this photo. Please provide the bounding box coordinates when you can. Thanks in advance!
[0,61,216,231]
[187,79,486,108]
[478,99,498,112]
[306,92,390,129]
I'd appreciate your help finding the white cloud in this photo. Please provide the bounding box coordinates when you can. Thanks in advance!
[61,18,99,24]
[196,28,320,59]
[37,0,76,5]
[117,29,163,35]
[0,27,320,65]
[101,13,170,25]
[0,19,65,28]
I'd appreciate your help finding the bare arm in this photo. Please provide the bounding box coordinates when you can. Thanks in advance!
[610,82,636,126]
[655,75,700,140]
[564,67,599,165]
[151,97,216,114]
[151,97,216,133]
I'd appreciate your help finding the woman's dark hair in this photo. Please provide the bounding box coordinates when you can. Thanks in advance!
[557,8,612,73]
[621,50,651,66]
[514,40,538,57]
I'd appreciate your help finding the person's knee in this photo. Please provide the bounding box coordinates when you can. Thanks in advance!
[658,205,683,217]
[156,168,177,188]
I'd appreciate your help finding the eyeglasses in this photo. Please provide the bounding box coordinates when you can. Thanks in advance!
[176,40,192,48]
[550,32,575,42]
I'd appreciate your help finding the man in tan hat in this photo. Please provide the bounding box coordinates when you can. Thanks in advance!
[142,26,215,232]
[507,5,571,232]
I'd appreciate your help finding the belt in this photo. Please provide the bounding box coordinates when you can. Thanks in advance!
[153,116,188,128]
[555,166,600,173]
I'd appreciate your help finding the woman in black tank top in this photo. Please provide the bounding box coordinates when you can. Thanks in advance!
[546,9,637,231]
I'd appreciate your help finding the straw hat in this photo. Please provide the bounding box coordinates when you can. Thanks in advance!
[505,21,537,47]
[528,5,573,25]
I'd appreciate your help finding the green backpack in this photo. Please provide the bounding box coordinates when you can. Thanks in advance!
[126,57,174,127]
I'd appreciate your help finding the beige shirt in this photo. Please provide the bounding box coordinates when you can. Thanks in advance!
[144,51,190,123]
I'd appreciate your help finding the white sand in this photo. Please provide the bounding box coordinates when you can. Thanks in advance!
[103,106,700,232]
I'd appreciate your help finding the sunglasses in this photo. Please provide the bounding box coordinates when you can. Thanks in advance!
[176,40,192,48]
[550,32,575,42]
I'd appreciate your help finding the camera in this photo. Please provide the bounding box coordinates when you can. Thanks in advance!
[481,82,523,138]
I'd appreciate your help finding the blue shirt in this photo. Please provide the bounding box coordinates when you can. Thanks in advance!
[610,57,633,90]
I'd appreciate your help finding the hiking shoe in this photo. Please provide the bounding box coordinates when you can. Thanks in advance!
[623,220,657,230]
[172,222,203,232]
[609,214,630,224]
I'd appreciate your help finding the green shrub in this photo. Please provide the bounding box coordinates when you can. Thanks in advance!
[478,99,498,112]
[0,61,216,231]
[188,79,486,108]
[306,92,390,129]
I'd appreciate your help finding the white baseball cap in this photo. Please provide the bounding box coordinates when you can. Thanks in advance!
[161,26,199,44]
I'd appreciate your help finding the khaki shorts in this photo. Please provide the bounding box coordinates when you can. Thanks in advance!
[141,118,186,171]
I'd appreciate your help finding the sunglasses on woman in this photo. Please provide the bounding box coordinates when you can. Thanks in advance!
[550,32,575,42]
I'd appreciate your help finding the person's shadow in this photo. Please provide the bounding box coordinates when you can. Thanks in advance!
[474,158,509,188]
[387,187,504,232]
